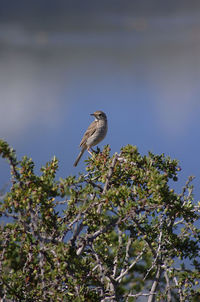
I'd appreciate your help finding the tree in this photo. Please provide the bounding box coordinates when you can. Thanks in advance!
[0,139,200,302]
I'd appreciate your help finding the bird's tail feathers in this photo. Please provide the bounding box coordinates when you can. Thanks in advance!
[73,149,85,167]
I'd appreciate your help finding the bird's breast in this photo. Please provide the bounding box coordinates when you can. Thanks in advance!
[87,120,107,147]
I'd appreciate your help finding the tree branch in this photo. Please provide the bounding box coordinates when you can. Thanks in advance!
[102,153,118,194]
[147,264,161,302]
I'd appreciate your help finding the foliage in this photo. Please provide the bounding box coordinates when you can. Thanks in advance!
[0,139,200,302]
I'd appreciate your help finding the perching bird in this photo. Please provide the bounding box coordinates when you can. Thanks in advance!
[74,110,108,167]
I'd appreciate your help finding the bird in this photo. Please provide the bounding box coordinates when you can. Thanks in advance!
[74,110,108,167]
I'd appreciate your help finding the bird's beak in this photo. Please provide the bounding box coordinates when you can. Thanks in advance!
[90,113,95,116]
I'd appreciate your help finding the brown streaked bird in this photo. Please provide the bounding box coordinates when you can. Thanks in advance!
[73,110,108,167]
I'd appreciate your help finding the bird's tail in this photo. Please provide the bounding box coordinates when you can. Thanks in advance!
[73,149,85,167]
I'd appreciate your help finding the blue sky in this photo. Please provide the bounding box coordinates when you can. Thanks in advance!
[0,1,200,198]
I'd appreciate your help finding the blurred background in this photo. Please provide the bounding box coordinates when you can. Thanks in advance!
[1,0,200,197]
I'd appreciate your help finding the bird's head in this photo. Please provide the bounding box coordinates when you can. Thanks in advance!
[91,110,107,121]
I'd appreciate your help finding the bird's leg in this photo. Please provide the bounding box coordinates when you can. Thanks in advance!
[87,148,93,155]
[87,147,100,155]
[88,147,99,155]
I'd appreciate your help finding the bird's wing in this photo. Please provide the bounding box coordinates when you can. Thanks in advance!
[80,120,97,147]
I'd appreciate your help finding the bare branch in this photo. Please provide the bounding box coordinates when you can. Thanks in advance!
[164,270,172,302]
[77,215,120,255]
[173,276,184,302]
[113,234,132,280]
[126,292,156,299]
[102,153,118,194]
[112,225,123,279]
[143,227,163,281]
[179,175,195,199]
[147,264,161,302]
[116,245,146,282]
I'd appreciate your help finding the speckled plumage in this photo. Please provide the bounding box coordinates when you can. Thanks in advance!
[74,111,108,167]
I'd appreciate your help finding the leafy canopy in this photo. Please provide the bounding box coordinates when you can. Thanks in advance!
[0,139,200,302]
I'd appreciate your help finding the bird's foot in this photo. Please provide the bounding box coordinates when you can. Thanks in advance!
[91,147,100,154]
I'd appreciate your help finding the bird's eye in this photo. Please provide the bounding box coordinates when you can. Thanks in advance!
[99,113,102,116]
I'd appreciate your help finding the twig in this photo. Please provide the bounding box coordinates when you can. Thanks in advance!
[179,176,195,199]
[116,245,146,282]
[132,216,157,259]
[0,211,18,219]
[97,153,118,214]
[112,226,123,278]
[164,270,172,302]
[126,292,156,299]
[143,228,163,281]
[147,264,161,302]
[38,242,46,298]
[102,153,118,194]
[76,217,119,255]
[85,178,103,192]
[173,276,184,302]
[91,243,111,300]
